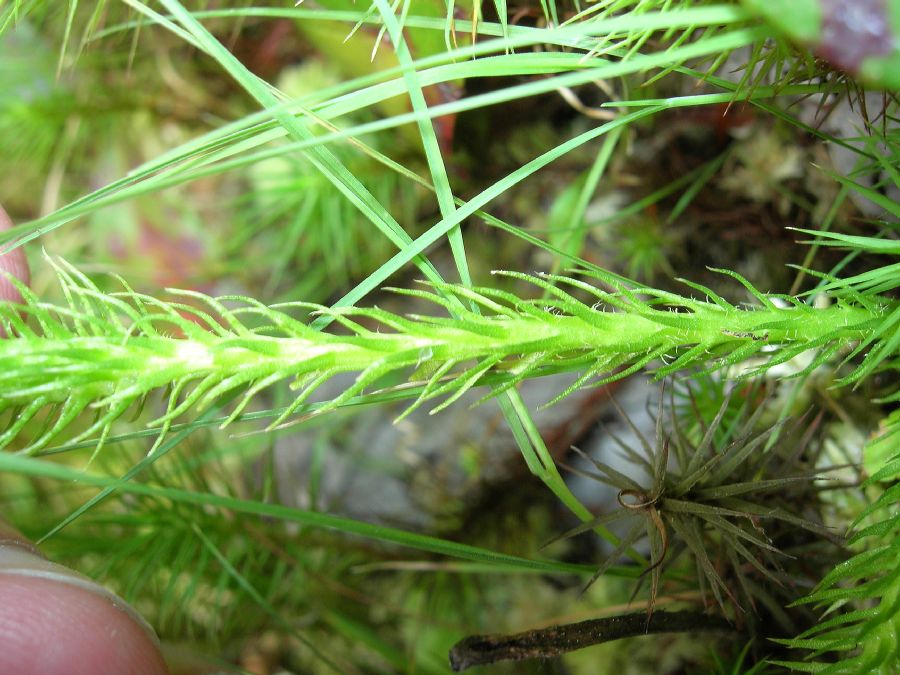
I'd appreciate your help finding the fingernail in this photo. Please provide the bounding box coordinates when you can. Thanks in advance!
[0,532,161,647]
[0,519,43,556]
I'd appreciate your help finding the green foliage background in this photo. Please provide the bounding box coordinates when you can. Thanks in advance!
[0,1,897,672]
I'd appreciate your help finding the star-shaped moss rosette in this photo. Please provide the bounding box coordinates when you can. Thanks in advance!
[552,381,836,622]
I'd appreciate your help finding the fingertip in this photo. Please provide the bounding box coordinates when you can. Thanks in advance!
[0,526,167,675]
[0,574,168,675]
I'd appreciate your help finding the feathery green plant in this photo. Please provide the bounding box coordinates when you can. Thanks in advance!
[772,448,900,673]
[0,256,890,456]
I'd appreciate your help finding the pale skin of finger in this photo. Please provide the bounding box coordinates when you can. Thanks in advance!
[0,520,168,675]
[0,211,167,673]
[0,576,169,675]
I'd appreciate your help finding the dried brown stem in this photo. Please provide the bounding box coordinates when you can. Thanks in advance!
[448,610,736,671]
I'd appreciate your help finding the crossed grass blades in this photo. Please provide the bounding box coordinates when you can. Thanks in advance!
[553,380,837,627]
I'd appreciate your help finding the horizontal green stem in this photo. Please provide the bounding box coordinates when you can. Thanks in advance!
[0,300,877,400]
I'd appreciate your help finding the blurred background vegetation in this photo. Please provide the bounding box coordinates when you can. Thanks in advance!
[0,1,897,673]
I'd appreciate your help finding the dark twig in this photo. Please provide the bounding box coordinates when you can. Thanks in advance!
[448,610,736,671]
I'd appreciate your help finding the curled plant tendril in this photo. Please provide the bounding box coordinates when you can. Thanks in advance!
[616,488,658,509]
[615,475,670,620]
